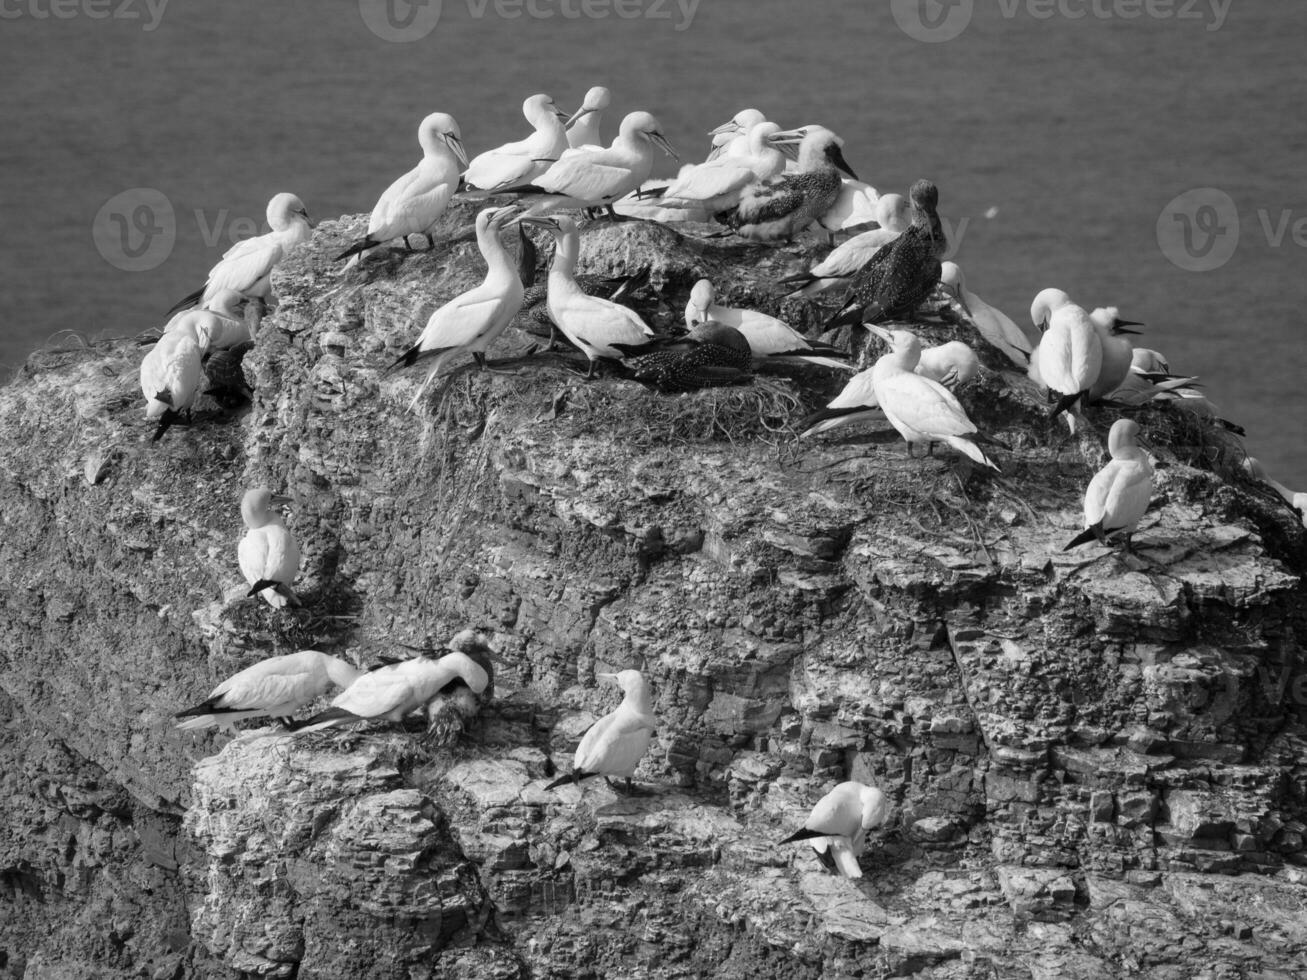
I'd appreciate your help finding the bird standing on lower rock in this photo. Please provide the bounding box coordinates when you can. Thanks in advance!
[238,488,301,608]
[780,781,890,878]
[1064,419,1154,555]
[545,669,657,795]
[867,326,1002,471]
[826,179,944,329]
[175,650,362,733]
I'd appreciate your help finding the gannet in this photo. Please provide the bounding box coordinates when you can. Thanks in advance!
[705,108,767,161]
[462,94,569,194]
[545,670,657,794]
[815,179,882,240]
[519,265,651,344]
[799,365,882,438]
[827,180,943,328]
[139,331,204,441]
[238,488,301,608]
[287,651,491,732]
[336,112,468,262]
[390,206,525,399]
[866,325,1001,470]
[164,289,250,350]
[1132,348,1171,375]
[621,321,754,392]
[565,86,612,150]
[683,279,851,370]
[715,127,857,242]
[175,650,363,732]
[780,781,890,878]
[1064,419,1154,555]
[939,262,1032,368]
[916,341,980,388]
[517,215,654,377]
[169,193,312,313]
[1154,385,1245,434]
[500,111,677,220]
[781,194,909,298]
[1028,289,1103,419]
[656,122,787,213]
[1086,307,1144,402]
[1243,458,1307,528]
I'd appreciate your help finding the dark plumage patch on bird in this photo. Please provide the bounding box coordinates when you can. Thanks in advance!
[826,181,945,329]
[203,340,255,409]
[715,170,844,241]
[624,323,754,392]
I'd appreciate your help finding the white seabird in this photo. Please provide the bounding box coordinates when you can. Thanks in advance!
[780,781,890,878]
[139,330,204,441]
[462,94,569,194]
[175,650,363,732]
[781,193,910,298]
[1243,457,1307,528]
[939,262,1032,368]
[799,365,883,438]
[1064,419,1154,555]
[656,122,787,213]
[1028,288,1103,419]
[565,86,612,150]
[705,108,767,161]
[1086,306,1144,403]
[814,178,882,240]
[389,206,525,402]
[867,325,1001,470]
[169,193,312,313]
[916,340,980,388]
[164,289,250,350]
[716,126,858,242]
[501,111,678,220]
[517,214,654,377]
[336,112,468,263]
[238,488,301,608]
[287,651,491,732]
[683,279,851,370]
[545,669,657,795]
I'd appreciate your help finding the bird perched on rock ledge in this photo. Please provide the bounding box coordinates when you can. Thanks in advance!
[546,669,657,796]
[781,781,890,878]
[1064,419,1154,555]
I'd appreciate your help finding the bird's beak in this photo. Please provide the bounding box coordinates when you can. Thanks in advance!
[514,214,552,230]
[828,146,859,181]
[565,105,593,127]
[766,130,806,146]
[708,119,741,136]
[1115,327,1142,336]
[446,133,469,168]
[298,209,315,229]
[866,325,894,343]
[650,132,679,161]
[945,284,971,316]
[596,672,618,682]
[270,494,293,506]
[552,104,572,121]
[1115,320,1144,335]
[489,206,518,224]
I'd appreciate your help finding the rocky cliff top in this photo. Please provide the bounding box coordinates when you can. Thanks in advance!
[2,202,1306,979]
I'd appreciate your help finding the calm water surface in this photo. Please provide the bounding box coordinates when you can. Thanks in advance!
[2,0,1304,485]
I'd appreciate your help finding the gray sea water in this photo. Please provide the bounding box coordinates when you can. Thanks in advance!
[2,0,1305,486]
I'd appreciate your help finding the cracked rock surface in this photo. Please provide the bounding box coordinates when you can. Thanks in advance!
[2,202,1306,978]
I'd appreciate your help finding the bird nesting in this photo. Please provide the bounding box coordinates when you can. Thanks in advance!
[621,321,754,392]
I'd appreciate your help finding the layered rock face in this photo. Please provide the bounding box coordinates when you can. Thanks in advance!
[2,203,1306,979]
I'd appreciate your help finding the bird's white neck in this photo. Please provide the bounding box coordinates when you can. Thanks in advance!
[325,658,363,687]
[476,221,516,281]
[568,112,601,149]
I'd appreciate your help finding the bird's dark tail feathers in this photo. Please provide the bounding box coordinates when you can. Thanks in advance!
[246,579,298,606]
[1048,390,1085,419]
[166,287,205,317]
[284,707,359,732]
[1063,522,1103,551]
[544,769,599,792]
[780,827,828,845]
[335,236,381,262]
